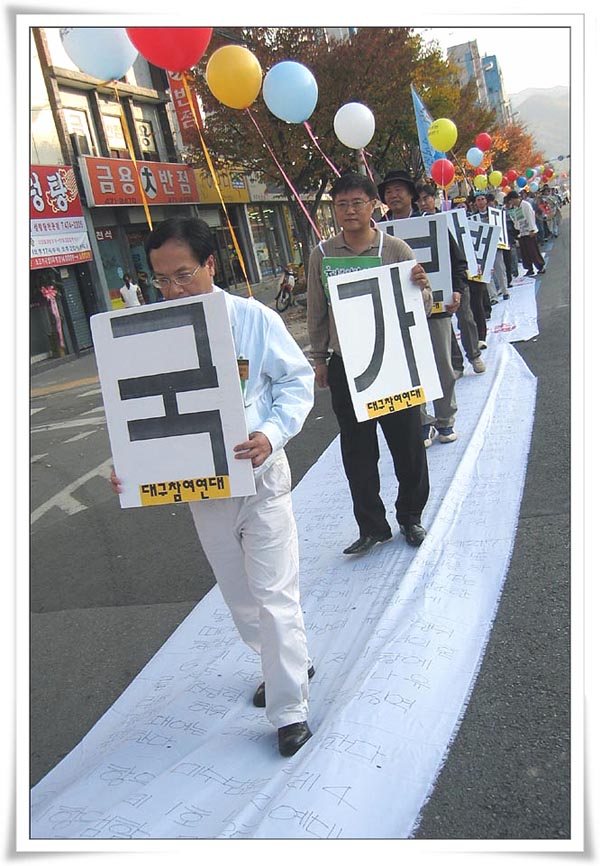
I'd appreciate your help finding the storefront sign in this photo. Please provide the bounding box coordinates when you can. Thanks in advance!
[79,156,201,207]
[167,72,203,148]
[30,165,93,269]
[194,167,250,203]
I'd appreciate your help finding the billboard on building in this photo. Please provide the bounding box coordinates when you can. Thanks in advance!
[79,156,201,207]
[30,165,93,270]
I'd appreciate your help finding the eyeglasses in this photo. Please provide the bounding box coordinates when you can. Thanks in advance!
[333,198,374,212]
[150,263,203,290]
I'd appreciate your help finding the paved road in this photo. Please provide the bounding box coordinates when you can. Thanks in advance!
[28,214,572,840]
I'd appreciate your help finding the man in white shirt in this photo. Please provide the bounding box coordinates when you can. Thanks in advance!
[111,217,315,757]
[504,190,546,277]
[119,273,145,307]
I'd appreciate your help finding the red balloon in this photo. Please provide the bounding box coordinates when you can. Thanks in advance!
[474,167,486,176]
[502,175,508,186]
[126,27,213,72]
[430,158,455,188]
[506,169,518,182]
[475,132,492,151]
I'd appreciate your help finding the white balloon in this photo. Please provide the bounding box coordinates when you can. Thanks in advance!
[333,102,375,149]
[60,27,138,81]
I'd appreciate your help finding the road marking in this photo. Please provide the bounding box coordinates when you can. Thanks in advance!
[30,453,49,464]
[30,407,45,416]
[30,376,99,398]
[77,388,102,397]
[63,430,97,444]
[30,458,113,525]
[80,405,105,416]
[31,416,106,434]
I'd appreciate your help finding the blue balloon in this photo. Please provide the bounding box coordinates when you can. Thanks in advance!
[262,61,318,123]
[60,27,138,81]
[466,146,484,167]
[516,175,527,187]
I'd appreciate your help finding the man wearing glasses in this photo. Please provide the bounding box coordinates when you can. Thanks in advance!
[111,217,315,758]
[307,172,432,554]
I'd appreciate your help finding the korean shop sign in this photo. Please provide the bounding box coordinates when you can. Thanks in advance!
[79,156,201,207]
[30,165,93,269]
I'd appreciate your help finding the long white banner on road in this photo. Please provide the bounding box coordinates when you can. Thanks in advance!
[29,279,538,845]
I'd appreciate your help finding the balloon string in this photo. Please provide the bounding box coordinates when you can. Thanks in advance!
[112,86,153,231]
[359,148,375,184]
[182,74,253,296]
[246,109,322,241]
[302,122,340,177]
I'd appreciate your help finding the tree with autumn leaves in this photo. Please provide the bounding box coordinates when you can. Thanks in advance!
[187,27,545,268]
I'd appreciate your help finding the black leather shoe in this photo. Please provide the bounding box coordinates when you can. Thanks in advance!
[253,665,315,708]
[342,532,392,555]
[400,523,427,546]
[278,721,312,757]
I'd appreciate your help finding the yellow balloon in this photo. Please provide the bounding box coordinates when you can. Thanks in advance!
[206,45,263,109]
[489,170,503,187]
[474,174,488,190]
[427,118,458,152]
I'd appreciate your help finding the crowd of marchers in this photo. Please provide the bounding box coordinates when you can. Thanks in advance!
[105,166,566,760]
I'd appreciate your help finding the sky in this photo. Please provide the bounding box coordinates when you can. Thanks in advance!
[414,26,571,95]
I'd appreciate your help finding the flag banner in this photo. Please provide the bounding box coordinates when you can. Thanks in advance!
[410,84,445,176]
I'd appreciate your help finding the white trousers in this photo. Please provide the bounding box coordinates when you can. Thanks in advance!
[188,450,310,728]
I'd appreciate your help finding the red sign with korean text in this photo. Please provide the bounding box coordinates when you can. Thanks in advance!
[167,72,203,149]
[79,156,201,207]
[30,165,93,269]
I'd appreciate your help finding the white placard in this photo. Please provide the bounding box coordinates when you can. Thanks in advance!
[90,292,256,508]
[472,207,509,249]
[466,220,502,283]
[488,206,509,249]
[446,207,478,277]
[328,260,442,423]
[381,212,453,310]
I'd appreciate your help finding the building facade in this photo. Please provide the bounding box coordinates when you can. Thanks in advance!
[482,55,512,126]
[447,41,490,109]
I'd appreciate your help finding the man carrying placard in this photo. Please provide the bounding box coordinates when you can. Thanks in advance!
[307,172,432,554]
[110,217,315,758]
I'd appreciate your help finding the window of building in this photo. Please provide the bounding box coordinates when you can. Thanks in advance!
[62,104,97,156]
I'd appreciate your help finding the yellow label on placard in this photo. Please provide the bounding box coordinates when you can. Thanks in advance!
[366,388,426,419]
[139,475,231,506]
[431,301,445,314]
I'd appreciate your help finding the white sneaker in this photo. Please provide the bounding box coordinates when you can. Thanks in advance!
[437,426,458,443]
[472,356,486,374]
[478,340,487,350]
[422,424,436,448]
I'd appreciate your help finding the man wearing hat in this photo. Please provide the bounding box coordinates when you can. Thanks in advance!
[377,169,421,220]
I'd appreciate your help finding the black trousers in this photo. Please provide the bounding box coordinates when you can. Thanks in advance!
[327,352,430,537]
[468,279,489,342]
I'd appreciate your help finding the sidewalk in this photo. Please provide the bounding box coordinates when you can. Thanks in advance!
[30,277,311,397]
